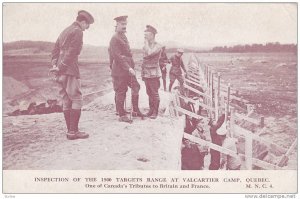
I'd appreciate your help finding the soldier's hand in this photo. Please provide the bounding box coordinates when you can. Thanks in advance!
[129,68,136,76]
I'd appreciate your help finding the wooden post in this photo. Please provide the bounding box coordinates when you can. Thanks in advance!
[245,134,253,170]
[229,108,235,137]
[211,72,214,119]
[217,73,221,118]
[277,139,297,167]
[260,116,264,128]
[215,82,219,119]
[225,83,231,125]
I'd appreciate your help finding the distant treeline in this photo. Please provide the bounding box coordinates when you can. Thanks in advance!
[210,42,297,53]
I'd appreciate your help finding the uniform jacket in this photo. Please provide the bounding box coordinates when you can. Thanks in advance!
[109,32,134,77]
[51,22,83,78]
[169,54,186,76]
[141,42,162,79]
[159,50,169,73]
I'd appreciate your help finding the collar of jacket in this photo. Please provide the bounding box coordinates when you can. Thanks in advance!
[73,21,84,31]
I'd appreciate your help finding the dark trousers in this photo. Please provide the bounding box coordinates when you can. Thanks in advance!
[144,77,160,112]
[209,132,226,170]
[169,72,184,92]
[112,75,140,116]
[144,77,160,101]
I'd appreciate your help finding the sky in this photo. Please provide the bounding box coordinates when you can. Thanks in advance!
[3,3,297,48]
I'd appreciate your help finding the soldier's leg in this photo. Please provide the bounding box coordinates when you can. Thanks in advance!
[178,75,185,95]
[169,73,176,92]
[162,71,167,91]
[149,77,161,119]
[128,75,144,117]
[65,75,88,140]
[113,76,128,117]
[58,75,72,134]
[143,78,154,117]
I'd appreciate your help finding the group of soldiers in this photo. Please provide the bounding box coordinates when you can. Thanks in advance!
[50,10,187,140]
[49,10,243,170]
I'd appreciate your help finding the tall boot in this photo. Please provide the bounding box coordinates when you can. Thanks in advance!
[169,81,174,92]
[67,109,89,140]
[150,99,160,119]
[63,110,71,132]
[132,95,145,117]
[117,98,132,123]
[146,97,154,117]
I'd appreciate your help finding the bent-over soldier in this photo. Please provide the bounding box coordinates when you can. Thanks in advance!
[51,10,94,140]
[169,48,187,92]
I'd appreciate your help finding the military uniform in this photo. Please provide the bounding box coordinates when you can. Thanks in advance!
[169,50,187,92]
[208,114,226,170]
[159,47,169,91]
[109,16,143,119]
[141,25,162,119]
[51,10,93,140]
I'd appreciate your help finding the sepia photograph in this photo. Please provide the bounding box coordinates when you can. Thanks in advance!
[2,2,298,195]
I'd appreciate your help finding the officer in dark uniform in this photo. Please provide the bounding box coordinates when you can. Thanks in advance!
[109,16,144,123]
[169,48,187,92]
[50,10,94,140]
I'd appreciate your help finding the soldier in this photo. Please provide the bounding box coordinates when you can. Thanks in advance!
[159,46,169,91]
[208,113,227,170]
[169,48,187,92]
[142,25,163,119]
[50,10,94,140]
[109,16,144,123]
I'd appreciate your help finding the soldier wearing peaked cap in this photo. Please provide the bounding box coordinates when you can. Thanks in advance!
[50,10,94,140]
[109,15,144,123]
[142,25,163,119]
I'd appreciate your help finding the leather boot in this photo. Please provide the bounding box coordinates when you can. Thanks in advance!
[132,95,145,117]
[67,109,89,140]
[146,97,154,117]
[63,110,71,132]
[119,115,133,123]
[150,99,160,119]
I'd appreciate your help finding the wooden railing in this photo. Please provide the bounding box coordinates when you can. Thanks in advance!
[168,53,296,170]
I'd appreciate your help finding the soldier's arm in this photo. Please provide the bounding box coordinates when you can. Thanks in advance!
[143,44,162,60]
[51,38,60,66]
[110,37,131,71]
[211,114,225,131]
[61,29,83,67]
[180,58,187,73]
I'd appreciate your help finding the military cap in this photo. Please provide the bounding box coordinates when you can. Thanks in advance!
[177,48,184,53]
[144,25,157,34]
[114,16,128,22]
[78,10,94,24]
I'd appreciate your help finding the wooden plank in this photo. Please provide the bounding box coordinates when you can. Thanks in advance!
[177,94,215,112]
[184,132,282,170]
[235,112,260,125]
[187,75,201,83]
[252,158,283,170]
[277,139,297,167]
[183,83,211,99]
[233,125,288,154]
[184,133,240,158]
[184,78,203,89]
[175,106,207,120]
[245,133,253,170]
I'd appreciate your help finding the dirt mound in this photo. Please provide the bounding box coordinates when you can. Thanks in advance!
[3,76,29,99]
